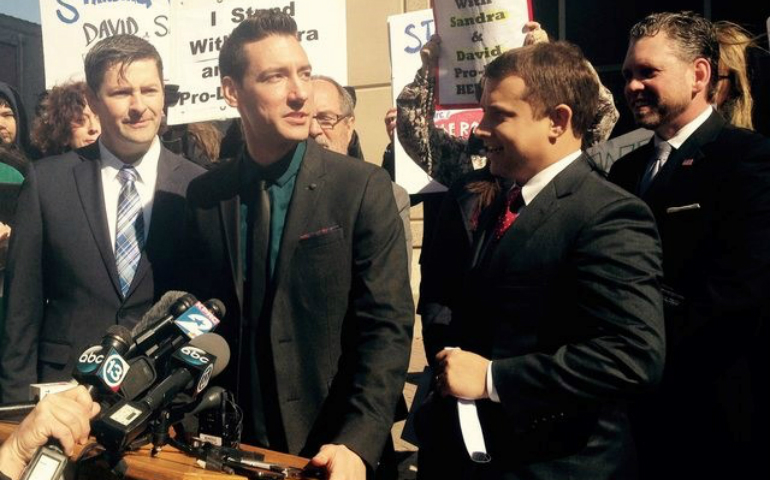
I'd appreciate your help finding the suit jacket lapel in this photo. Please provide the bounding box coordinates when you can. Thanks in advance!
[479,156,591,277]
[73,142,122,296]
[272,141,325,289]
[643,111,725,206]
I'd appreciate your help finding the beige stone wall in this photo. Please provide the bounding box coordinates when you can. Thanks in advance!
[345,0,429,166]
[345,0,430,256]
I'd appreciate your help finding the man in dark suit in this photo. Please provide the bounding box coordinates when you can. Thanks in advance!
[609,12,770,479]
[183,12,413,480]
[416,42,665,480]
[0,35,203,402]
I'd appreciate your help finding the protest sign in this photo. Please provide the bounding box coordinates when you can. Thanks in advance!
[167,0,347,125]
[39,0,171,88]
[388,9,445,194]
[433,0,531,107]
[389,9,484,193]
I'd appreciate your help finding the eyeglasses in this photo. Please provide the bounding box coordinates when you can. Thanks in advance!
[312,113,350,130]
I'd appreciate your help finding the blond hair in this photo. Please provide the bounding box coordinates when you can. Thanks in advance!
[714,21,755,130]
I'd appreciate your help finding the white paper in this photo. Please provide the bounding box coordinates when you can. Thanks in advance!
[432,0,530,107]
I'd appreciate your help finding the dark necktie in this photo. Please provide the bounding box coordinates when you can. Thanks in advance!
[494,185,523,241]
[115,166,144,297]
[640,141,673,194]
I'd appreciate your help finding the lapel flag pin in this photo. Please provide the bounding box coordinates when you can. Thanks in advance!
[682,158,694,166]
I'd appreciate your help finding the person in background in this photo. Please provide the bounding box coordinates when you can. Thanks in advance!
[0,386,99,480]
[162,122,224,170]
[714,21,757,130]
[31,81,101,157]
[0,82,34,175]
[610,11,770,479]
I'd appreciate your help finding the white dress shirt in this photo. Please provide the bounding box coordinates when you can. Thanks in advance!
[99,137,161,252]
[486,149,583,402]
[652,105,714,159]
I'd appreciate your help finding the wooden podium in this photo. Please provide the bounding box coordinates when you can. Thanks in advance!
[0,422,319,479]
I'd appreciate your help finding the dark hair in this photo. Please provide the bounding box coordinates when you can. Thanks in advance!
[31,81,90,156]
[630,11,719,99]
[219,11,298,84]
[483,41,600,138]
[84,34,163,93]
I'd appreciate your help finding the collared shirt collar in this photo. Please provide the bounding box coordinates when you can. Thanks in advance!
[520,150,582,205]
[655,105,713,150]
[240,141,307,189]
[99,136,161,186]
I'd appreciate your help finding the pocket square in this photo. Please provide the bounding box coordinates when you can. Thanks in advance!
[666,203,700,213]
[682,158,694,166]
[299,224,341,240]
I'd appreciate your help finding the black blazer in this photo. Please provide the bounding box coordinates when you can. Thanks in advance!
[183,139,414,468]
[609,111,770,479]
[417,156,665,480]
[0,142,203,402]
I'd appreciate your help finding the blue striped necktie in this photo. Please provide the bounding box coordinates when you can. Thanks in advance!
[115,165,144,297]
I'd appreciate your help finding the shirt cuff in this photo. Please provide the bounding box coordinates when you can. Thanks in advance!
[486,361,500,402]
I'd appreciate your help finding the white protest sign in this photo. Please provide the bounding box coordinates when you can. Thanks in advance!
[167,0,347,125]
[388,9,445,194]
[39,0,172,88]
[586,128,654,174]
[433,0,530,107]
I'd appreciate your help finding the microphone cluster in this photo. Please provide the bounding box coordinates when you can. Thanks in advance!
[18,291,232,480]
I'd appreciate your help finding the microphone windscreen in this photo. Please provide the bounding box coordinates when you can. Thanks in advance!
[132,291,189,336]
[105,325,133,345]
[189,333,231,377]
[189,386,225,416]
[203,299,226,319]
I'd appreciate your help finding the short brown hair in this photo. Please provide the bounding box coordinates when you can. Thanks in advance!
[219,11,298,84]
[630,11,719,100]
[84,34,163,93]
[31,82,90,156]
[483,41,600,139]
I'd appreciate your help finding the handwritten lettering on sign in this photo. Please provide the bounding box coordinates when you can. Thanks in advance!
[433,0,531,107]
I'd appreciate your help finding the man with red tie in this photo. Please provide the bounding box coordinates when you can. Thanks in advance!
[417,41,665,480]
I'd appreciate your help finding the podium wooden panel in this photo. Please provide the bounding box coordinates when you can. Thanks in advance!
[0,422,318,479]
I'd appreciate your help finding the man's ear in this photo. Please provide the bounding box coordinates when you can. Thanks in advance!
[221,76,239,108]
[692,57,711,96]
[548,104,572,140]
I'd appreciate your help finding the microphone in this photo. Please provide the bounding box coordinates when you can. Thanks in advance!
[72,325,133,396]
[93,333,230,452]
[117,292,225,400]
[127,292,225,367]
[118,355,158,401]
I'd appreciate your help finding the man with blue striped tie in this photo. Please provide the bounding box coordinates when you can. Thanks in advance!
[0,35,204,402]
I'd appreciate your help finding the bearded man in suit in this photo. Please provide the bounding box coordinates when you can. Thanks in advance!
[183,11,413,480]
[609,11,770,479]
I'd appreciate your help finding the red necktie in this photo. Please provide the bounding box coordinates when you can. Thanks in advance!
[494,185,522,241]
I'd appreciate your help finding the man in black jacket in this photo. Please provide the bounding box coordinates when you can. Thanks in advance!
[183,11,413,480]
[0,35,203,402]
[610,11,770,480]
[416,41,664,480]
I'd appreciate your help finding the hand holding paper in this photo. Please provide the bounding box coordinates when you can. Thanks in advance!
[435,347,490,400]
